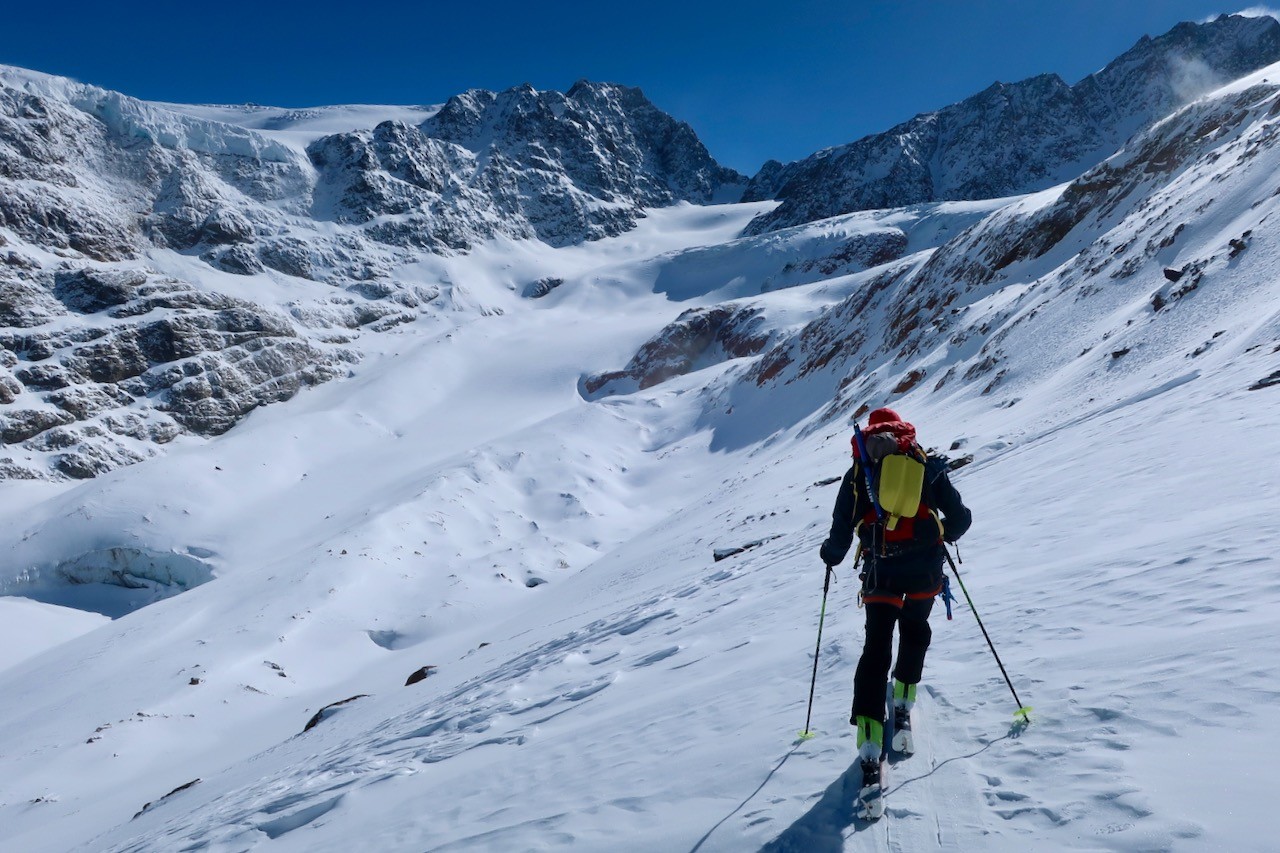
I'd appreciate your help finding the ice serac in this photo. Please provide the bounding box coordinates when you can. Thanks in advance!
[743,14,1280,234]
[311,80,746,249]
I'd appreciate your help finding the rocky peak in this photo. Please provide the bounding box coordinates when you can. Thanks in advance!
[425,88,499,140]
[1080,14,1280,134]
[420,80,744,203]
[744,14,1280,234]
[308,79,745,250]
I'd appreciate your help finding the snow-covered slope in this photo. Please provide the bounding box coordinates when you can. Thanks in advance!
[743,13,1280,234]
[714,60,1280,450]
[581,199,1007,397]
[0,68,743,481]
[3,24,1280,853]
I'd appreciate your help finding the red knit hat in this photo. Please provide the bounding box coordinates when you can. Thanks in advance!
[867,407,901,428]
[850,407,916,455]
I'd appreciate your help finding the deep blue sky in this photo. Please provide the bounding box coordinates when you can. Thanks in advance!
[0,1,1267,174]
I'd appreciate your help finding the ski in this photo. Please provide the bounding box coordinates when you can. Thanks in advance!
[856,754,886,820]
[890,703,914,755]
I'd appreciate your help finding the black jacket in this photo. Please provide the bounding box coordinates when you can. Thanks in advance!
[820,455,971,568]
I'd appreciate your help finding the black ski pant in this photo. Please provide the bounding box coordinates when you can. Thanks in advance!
[850,595,934,725]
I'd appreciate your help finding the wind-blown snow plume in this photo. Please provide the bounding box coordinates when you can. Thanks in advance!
[1230,6,1280,21]
[1168,55,1226,103]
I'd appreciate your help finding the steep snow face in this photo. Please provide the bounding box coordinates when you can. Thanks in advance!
[711,60,1280,451]
[0,68,744,480]
[743,13,1280,234]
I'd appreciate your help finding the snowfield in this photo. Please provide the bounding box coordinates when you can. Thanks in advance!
[4,41,1280,853]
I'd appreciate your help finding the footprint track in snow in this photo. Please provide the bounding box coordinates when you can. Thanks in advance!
[112,596,694,850]
[634,645,681,667]
[256,794,344,839]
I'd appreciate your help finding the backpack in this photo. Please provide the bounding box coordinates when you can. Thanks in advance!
[876,448,927,530]
[854,426,944,554]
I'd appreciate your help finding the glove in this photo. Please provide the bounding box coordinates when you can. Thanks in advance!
[819,539,841,567]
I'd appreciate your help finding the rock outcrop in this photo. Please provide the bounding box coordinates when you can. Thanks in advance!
[583,303,772,397]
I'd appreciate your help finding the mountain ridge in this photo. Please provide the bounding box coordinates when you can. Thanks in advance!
[741,13,1280,233]
[2,14,1279,485]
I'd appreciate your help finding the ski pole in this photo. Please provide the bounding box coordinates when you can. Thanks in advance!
[799,564,835,740]
[800,548,858,740]
[943,549,1032,723]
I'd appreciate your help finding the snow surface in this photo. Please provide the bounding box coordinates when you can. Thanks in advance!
[0,599,107,674]
[3,65,1280,853]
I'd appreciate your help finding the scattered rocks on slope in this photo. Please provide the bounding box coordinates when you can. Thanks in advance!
[713,536,781,562]
[523,277,565,298]
[303,695,370,733]
[404,666,437,686]
[1248,369,1280,390]
[133,779,201,820]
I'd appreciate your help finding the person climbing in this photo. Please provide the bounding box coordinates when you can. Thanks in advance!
[818,407,971,820]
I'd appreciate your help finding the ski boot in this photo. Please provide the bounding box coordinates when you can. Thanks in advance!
[854,716,885,820]
[891,679,916,755]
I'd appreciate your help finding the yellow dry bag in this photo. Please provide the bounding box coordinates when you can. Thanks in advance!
[876,453,925,530]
